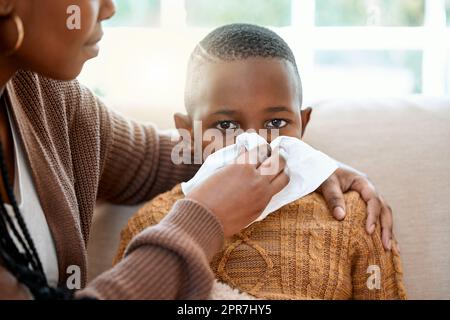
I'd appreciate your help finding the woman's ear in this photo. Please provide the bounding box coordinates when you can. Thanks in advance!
[300,107,312,138]
[0,1,14,16]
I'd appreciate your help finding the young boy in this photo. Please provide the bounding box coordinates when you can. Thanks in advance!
[114,24,406,300]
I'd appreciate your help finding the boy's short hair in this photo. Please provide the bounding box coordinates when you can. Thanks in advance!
[194,23,299,75]
[186,23,302,111]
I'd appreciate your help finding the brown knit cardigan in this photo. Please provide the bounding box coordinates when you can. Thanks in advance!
[1,70,224,299]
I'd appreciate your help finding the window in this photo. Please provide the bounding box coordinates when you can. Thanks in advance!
[314,50,422,95]
[78,0,450,127]
[447,0,450,25]
[185,0,291,27]
[105,0,161,27]
[315,0,425,26]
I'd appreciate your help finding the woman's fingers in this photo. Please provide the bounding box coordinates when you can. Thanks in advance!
[365,197,382,234]
[350,176,378,232]
[319,175,347,220]
[332,168,394,251]
[257,147,287,181]
[380,198,394,250]
[270,169,290,194]
[235,144,271,167]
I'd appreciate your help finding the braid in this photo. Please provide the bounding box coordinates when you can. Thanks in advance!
[0,93,74,300]
[0,143,43,273]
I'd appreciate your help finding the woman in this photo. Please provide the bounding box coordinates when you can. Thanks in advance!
[0,0,394,300]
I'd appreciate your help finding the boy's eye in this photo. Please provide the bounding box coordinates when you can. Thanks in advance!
[215,121,239,130]
[265,119,288,129]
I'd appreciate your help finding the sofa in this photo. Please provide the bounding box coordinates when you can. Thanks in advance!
[87,96,450,299]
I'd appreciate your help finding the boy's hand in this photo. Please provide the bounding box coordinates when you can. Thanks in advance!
[186,146,289,238]
[318,168,394,251]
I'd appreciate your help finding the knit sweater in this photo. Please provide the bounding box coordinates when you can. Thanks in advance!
[1,70,224,299]
[115,184,407,300]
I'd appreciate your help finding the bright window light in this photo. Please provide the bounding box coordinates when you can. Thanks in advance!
[77,0,450,128]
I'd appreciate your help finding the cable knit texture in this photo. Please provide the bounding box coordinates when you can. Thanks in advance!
[2,70,223,299]
[115,184,407,300]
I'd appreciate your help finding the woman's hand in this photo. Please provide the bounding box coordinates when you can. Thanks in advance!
[186,146,289,238]
[318,167,394,251]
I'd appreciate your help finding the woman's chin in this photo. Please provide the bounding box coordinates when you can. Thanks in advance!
[52,52,97,80]
[40,63,85,81]
[83,43,100,59]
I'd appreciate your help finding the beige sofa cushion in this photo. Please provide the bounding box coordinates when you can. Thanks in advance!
[88,96,450,299]
[303,96,450,299]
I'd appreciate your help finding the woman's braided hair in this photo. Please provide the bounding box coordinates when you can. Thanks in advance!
[0,93,73,299]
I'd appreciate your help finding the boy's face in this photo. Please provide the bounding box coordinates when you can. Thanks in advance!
[176,57,311,153]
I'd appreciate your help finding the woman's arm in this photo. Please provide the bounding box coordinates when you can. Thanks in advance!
[72,83,199,205]
[61,81,224,299]
[77,199,224,299]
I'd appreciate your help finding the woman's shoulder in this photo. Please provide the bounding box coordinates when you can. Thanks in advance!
[9,70,97,117]
[11,70,83,97]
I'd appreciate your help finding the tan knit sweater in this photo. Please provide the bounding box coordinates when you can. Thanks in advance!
[115,185,407,300]
[1,70,224,299]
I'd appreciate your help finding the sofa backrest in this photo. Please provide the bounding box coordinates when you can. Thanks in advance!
[303,96,450,299]
[88,96,450,299]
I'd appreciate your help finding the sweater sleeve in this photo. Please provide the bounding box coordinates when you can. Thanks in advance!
[78,199,224,299]
[88,88,199,204]
[348,195,407,300]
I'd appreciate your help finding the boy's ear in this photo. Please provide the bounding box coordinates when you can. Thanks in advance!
[174,113,192,134]
[300,107,312,138]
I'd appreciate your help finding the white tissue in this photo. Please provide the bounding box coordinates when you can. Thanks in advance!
[181,132,338,223]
